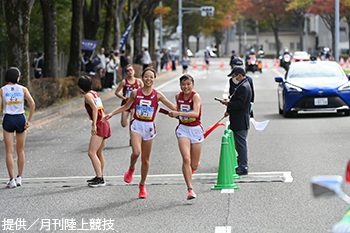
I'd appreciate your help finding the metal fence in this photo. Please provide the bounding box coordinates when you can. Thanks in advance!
[0,52,68,87]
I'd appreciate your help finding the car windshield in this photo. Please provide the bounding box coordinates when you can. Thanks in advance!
[288,63,345,79]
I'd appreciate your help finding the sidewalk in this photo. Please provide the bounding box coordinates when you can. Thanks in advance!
[0,68,183,139]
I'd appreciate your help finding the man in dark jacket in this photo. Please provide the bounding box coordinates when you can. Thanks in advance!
[221,66,252,175]
[32,51,44,78]
[229,58,255,117]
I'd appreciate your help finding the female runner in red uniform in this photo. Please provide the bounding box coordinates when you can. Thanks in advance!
[114,64,144,128]
[104,68,176,199]
[78,76,111,188]
[168,74,203,200]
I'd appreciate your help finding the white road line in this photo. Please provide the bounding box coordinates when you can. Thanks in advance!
[156,75,181,90]
[221,189,234,193]
[215,226,231,233]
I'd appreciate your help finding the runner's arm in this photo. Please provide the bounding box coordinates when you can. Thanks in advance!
[23,87,36,129]
[158,91,177,111]
[115,80,126,99]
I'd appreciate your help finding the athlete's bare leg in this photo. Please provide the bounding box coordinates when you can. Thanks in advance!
[15,131,27,177]
[139,139,154,185]
[178,137,192,188]
[96,138,106,174]
[88,135,105,177]
[4,130,15,179]
[121,111,129,127]
[129,131,142,170]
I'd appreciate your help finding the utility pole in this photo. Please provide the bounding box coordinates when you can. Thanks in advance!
[159,1,163,51]
[335,0,339,63]
[178,0,215,63]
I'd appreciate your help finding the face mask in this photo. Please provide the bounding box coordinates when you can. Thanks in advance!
[232,77,239,84]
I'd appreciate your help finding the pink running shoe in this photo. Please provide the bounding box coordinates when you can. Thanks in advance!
[138,184,147,199]
[124,167,135,183]
[187,189,196,200]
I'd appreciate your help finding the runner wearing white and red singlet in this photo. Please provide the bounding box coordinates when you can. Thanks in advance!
[168,74,203,200]
[104,68,176,199]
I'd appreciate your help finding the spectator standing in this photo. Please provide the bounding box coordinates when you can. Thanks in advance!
[32,51,44,78]
[169,49,176,71]
[229,50,238,69]
[105,51,116,90]
[96,47,106,77]
[142,48,152,71]
[204,50,210,70]
[85,53,101,73]
[153,49,161,73]
[113,50,120,88]
[221,67,252,176]
[160,48,169,71]
[229,58,255,118]
[81,51,89,72]
[120,50,129,80]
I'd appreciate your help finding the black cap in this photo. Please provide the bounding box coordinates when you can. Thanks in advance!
[227,66,245,77]
[38,51,43,57]
[231,58,243,66]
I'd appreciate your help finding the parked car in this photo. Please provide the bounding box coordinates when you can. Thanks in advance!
[195,48,217,58]
[293,51,310,62]
[275,61,350,117]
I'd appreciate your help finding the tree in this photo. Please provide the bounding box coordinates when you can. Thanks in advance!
[101,0,114,51]
[308,0,336,52]
[83,0,105,40]
[286,0,312,51]
[112,0,128,51]
[3,0,35,87]
[67,0,84,78]
[242,0,290,58]
[40,0,58,79]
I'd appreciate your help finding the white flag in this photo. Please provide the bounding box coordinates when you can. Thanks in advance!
[250,118,269,132]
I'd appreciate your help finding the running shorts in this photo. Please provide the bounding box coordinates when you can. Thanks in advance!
[175,124,204,144]
[2,114,26,133]
[130,119,156,141]
[96,120,111,139]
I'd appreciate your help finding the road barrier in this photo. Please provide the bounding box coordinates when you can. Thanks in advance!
[211,129,240,190]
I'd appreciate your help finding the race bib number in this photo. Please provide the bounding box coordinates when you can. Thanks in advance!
[136,99,154,120]
[94,97,103,110]
[179,104,195,123]
[125,90,132,98]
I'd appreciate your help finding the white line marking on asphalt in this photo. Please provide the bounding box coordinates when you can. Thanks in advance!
[215,226,231,233]
[221,189,234,193]
[0,172,293,182]
[156,75,181,90]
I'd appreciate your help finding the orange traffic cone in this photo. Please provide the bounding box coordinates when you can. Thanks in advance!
[220,59,224,68]
[340,57,345,66]
[346,58,350,68]
[193,59,197,69]
[264,59,268,68]
[202,61,206,69]
[273,58,277,67]
[166,61,171,71]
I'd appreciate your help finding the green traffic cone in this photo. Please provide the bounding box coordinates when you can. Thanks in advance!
[227,129,241,179]
[212,135,239,190]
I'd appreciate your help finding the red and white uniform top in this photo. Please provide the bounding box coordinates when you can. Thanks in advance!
[133,88,158,122]
[85,90,106,122]
[123,78,140,100]
[177,91,201,126]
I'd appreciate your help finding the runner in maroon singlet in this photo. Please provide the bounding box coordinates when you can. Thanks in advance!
[103,68,176,199]
[78,76,111,188]
[114,64,144,128]
[168,74,203,200]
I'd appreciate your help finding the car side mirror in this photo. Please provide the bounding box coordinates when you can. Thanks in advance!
[348,74,350,80]
[275,77,283,83]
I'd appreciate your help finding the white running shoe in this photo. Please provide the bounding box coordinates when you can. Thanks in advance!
[15,177,22,187]
[6,179,16,188]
